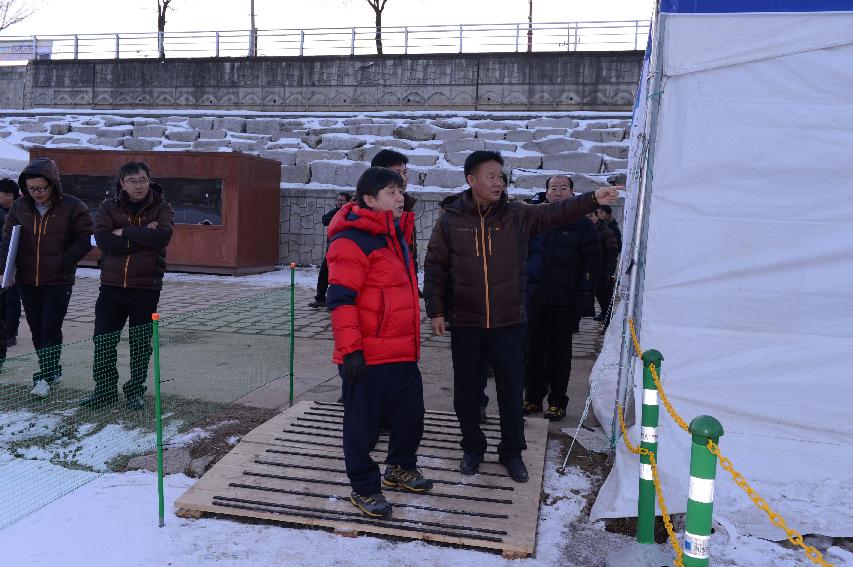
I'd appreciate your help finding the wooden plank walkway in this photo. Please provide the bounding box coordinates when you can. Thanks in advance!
[175,400,549,558]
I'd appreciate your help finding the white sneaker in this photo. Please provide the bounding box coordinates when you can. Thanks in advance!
[31,379,50,398]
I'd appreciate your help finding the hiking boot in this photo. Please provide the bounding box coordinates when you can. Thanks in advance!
[382,465,433,493]
[544,406,566,421]
[30,379,50,398]
[499,456,529,483]
[479,405,488,424]
[350,491,392,518]
[460,452,484,475]
[126,393,145,411]
[522,400,542,416]
[80,390,119,410]
[308,300,326,309]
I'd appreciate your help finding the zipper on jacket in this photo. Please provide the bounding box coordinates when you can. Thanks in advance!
[487,228,493,255]
[35,213,50,287]
[479,206,491,328]
[473,229,480,257]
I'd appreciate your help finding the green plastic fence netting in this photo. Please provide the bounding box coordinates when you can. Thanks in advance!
[0,287,293,528]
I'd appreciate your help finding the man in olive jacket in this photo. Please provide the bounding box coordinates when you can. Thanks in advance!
[0,158,93,398]
[423,151,618,482]
[80,161,174,410]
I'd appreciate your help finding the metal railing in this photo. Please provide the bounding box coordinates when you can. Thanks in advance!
[0,20,649,62]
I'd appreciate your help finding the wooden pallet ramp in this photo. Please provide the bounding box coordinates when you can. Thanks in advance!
[175,400,548,557]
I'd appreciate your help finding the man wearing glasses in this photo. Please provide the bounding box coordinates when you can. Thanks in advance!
[0,158,93,398]
[80,161,174,411]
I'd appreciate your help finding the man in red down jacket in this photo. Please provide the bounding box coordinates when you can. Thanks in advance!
[326,166,433,519]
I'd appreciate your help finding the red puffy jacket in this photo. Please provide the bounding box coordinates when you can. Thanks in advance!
[326,201,420,365]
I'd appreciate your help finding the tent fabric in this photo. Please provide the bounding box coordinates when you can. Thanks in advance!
[660,0,853,13]
[590,10,853,539]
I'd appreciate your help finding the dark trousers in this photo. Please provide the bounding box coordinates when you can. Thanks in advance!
[340,361,424,496]
[450,325,527,460]
[0,290,7,364]
[525,304,575,410]
[315,257,329,302]
[595,276,615,326]
[4,284,20,337]
[93,285,160,397]
[19,284,72,382]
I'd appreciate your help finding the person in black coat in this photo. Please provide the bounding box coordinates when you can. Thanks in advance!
[523,175,600,421]
[0,178,21,347]
[309,191,351,308]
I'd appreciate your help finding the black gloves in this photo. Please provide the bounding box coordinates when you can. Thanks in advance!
[342,350,367,384]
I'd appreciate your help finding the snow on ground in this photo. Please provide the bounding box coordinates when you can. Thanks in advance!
[0,435,838,567]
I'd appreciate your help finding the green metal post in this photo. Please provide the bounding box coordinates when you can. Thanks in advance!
[152,313,165,528]
[683,416,724,567]
[637,349,663,544]
[289,262,296,407]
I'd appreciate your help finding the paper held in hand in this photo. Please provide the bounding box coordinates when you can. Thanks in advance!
[2,225,20,288]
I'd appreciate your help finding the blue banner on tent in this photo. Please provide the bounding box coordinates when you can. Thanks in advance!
[661,0,853,12]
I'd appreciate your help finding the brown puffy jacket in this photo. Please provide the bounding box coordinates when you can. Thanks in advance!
[94,182,174,290]
[423,189,600,328]
[0,158,93,287]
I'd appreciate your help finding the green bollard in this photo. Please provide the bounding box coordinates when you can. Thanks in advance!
[289,262,296,407]
[637,349,663,544]
[152,313,165,528]
[683,415,724,567]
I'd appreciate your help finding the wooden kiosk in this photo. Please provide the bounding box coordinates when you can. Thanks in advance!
[28,148,281,274]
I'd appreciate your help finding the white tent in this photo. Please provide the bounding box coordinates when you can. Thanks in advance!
[590,0,853,540]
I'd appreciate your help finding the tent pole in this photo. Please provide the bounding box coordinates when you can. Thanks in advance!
[610,9,667,450]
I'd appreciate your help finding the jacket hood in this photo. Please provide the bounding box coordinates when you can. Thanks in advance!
[327,201,414,242]
[403,191,417,212]
[445,188,508,216]
[18,157,63,205]
[115,181,165,210]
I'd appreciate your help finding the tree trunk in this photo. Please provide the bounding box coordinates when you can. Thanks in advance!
[157,10,166,59]
[374,9,383,55]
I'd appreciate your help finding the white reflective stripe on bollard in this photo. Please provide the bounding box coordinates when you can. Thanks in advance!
[640,426,658,444]
[688,476,715,504]
[640,463,653,481]
[684,531,711,559]
[642,388,658,406]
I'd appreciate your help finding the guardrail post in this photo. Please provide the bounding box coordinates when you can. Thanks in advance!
[573,22,579,51]
[634,20,640,50]
[215,31,220,57]
[350,27,355,55]
[637,348,663,544]
[152,313,165,528]
[515,23,520,52]
[115,33,120,59]
[458,24,463,53]
[567,24,571,51]
[683,416,724,567]
[73,35,79,59]
[404,26,409,54]
[299,29,304,56]
[31,36,37,61]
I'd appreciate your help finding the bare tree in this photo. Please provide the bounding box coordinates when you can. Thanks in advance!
[527,0,533,53]
[0,0,38,33]
[365,0,388,55]
[157,0,174,59]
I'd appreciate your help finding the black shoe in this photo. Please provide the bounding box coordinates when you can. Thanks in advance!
[460,452,484,475]
[500,456,529,483]
[350,491,392,518]
[479,405,488,424]
[522,400,542,416]
[126,393,145,411]
[382,465,433,493]
[80,390,119,410]
[308,300,326,308]
[544,406,566,421]
[5,335,16,347]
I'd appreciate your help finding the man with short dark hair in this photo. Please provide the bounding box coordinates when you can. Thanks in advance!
[424,150,618,482]
[309,191,351,309]
[370,149,419,271]
[0,178,21,347]
[596,204,622,252]
[327,166,432,519]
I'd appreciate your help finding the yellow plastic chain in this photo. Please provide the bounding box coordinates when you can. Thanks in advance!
[626,318,835,567]
[707,440,834,567]
[617,405,685,567]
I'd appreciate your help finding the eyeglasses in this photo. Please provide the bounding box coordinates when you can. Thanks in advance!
[26,184,50,194]
[122,177,150,187]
